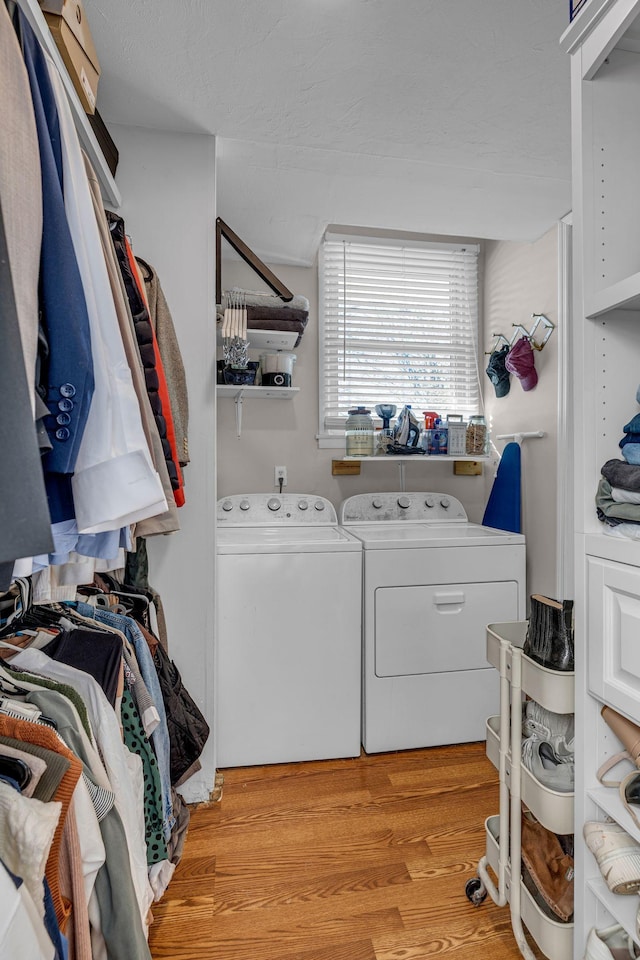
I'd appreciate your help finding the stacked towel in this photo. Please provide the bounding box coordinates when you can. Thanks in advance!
[619,414,640,465]
[226,289,309,347]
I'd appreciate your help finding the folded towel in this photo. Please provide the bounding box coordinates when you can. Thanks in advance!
[228,287,310,313]
[602,459,640,491]
[623,414,640,434]
[620,432,640,448]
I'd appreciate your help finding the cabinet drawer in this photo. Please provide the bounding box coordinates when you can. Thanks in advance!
[588,556,640,721]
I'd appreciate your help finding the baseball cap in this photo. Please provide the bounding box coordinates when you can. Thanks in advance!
[485,344,511,398]
[505,337,538,391]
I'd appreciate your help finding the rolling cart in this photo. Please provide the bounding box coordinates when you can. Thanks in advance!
[465,622,575,960]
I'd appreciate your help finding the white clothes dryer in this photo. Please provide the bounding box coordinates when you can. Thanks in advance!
[339,492,526,753]
[216,494,362,767]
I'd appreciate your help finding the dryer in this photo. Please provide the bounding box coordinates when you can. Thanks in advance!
[340,492,526,753]
[216,494,362,767]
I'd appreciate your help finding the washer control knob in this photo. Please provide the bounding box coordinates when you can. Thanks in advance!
[239,499,251,511]
[298,500,309,511]
[440,497,451,509]
[314,500,325,511]
[372,498,383,509]
[221,500,233,512]
[398,496,411,509]
[425,497,435,508]
[267,498,281,512]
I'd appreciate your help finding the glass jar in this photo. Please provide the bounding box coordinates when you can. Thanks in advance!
[466,415,489,456]
[345,407,374,457]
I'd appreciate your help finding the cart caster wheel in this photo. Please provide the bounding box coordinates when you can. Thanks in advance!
[465,877,487,905]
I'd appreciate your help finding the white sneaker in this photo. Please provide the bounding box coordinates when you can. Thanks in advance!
[523,700,574,744]
[584,821,640,894]
[521,736,575,792]
[584,924,639,959]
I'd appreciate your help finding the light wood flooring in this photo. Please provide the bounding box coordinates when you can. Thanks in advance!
[148,742,538,960]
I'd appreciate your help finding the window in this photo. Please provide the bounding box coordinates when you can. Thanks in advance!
[318,232,481,443]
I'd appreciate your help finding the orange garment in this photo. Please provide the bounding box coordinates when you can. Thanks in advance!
[0,714,82,929]
[125,239,185,507]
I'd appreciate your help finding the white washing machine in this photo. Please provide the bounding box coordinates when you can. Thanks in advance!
[216,493,362,767]
[340,492,526,753]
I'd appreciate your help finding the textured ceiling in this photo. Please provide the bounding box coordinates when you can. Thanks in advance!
[88,0,573,263]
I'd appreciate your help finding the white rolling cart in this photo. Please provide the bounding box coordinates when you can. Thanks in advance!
[467,621,575,960]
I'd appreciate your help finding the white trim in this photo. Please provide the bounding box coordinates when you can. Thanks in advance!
[324,230,479,254]
[556,215,574,600]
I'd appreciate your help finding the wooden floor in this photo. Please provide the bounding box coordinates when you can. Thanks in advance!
[148,743,535,960]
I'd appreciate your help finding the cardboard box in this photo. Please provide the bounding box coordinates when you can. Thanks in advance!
[39,0,100,113]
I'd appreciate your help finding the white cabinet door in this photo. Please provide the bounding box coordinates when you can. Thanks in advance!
[588,555,640,720]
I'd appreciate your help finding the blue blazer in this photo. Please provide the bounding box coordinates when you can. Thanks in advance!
[18,10,94,488]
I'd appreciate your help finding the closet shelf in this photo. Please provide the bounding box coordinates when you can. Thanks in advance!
[17,0,120,207]
[586,271,640,319]
[588,877,639,946]
[585,532,640,568]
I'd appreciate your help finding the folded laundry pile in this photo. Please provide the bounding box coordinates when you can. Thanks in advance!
[596,459,640,540]
[594,392,640,540]
[220,288,310,347]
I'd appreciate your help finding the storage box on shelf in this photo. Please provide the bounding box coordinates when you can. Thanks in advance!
[474,622,574,960]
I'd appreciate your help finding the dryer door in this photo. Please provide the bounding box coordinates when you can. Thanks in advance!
[375,580,519,676]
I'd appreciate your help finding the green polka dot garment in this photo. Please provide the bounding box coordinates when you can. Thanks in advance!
[120,689,168,864]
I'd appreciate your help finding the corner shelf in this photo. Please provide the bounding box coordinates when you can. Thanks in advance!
[216,385,299,436]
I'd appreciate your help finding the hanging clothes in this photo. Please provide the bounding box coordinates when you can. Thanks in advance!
[136,257,190,466]
[106,212,185,507]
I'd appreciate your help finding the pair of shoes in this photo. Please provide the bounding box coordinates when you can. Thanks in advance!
[584,924,640,959]
[524,700,575,744]
[584,821,640,894]
[522,736,575,792]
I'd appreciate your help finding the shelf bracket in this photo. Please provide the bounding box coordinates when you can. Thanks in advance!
[233,390,244,438]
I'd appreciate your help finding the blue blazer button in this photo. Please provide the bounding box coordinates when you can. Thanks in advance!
[59,383,76,398]
[55,427,71,441]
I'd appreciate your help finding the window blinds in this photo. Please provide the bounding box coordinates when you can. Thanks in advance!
[319,235,481,432]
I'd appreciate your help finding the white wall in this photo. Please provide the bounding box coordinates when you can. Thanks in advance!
[217,259,489,522]
[111,125,217,802]
[483,225,560,600]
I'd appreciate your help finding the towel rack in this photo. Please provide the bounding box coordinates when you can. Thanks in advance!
[486,314,555,355]
[216,218,293,306]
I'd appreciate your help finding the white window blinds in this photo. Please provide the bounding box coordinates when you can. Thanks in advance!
[319,234,481,433]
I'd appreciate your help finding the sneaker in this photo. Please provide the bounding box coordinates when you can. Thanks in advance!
[522,737,575,792]
[584,821,640,894]
[523,700,574,744]
[584,924,640,959]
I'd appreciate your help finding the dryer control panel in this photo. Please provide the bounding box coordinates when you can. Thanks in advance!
[339,492,467,523]
[217,494,338,524]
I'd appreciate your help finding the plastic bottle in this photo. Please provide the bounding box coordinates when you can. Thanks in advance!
[436,417,448,455]
[345,407,375,457]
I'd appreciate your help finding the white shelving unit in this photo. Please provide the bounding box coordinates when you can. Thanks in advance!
[473,622,575,960]
[561,2,640,955]
[216,385,299,437]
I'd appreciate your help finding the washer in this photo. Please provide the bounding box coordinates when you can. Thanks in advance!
[216,494,362,767]
[340,492,526,753]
